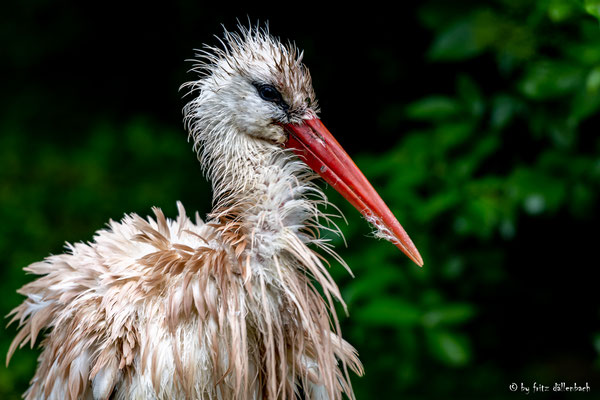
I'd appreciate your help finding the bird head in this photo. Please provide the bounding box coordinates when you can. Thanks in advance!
[183,26,423,267]
[183,27,317,144]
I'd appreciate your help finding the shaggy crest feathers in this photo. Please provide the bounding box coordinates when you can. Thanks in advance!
[182,25,318,118]
[8,25,363,400]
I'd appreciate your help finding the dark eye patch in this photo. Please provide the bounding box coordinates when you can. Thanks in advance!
[253,82,290,112]
[257,84,281,102]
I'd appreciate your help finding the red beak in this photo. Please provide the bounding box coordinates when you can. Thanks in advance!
[283,118,423,267]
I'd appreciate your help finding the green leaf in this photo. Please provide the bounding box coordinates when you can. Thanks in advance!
[462,195,503,238]
[547,0,577,22]
[354,298,422,328]
[426,330,472,366]
[417,189,462,222]
[490,94,523,130]
[519,61,585,100]
[405,96,462,120]
[586,65,600,91]
[584,0,600,21]
[422,303,476,328]
[428,13,495,61]
[570,86,600,123]
[457,75,484,118]
[433,122,474,153]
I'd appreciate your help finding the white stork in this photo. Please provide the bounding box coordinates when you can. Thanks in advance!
[7,26,423,400]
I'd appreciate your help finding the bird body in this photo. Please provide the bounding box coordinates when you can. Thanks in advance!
[9,201,360,400]
[8,26,421,400]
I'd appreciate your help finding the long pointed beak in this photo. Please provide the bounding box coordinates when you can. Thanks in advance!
[282,118,423,267]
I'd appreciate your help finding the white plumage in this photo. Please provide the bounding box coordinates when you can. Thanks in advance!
[8,25,421,400]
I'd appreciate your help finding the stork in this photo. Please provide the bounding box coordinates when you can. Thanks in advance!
[7,26,423,400]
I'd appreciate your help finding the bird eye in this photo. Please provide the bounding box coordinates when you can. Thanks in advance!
[256,84,282,103]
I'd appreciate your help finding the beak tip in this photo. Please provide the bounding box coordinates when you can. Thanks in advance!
[405,246,424,267]
[392,239,423,267]
[414,250,424,267]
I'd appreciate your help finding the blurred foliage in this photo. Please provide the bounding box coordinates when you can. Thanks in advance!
[329,1,600,398]
[1,0,600,399]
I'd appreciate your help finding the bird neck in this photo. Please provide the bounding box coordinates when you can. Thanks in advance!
[199,127,321,246]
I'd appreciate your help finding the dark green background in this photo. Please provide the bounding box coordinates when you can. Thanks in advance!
[2,1,600,398]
